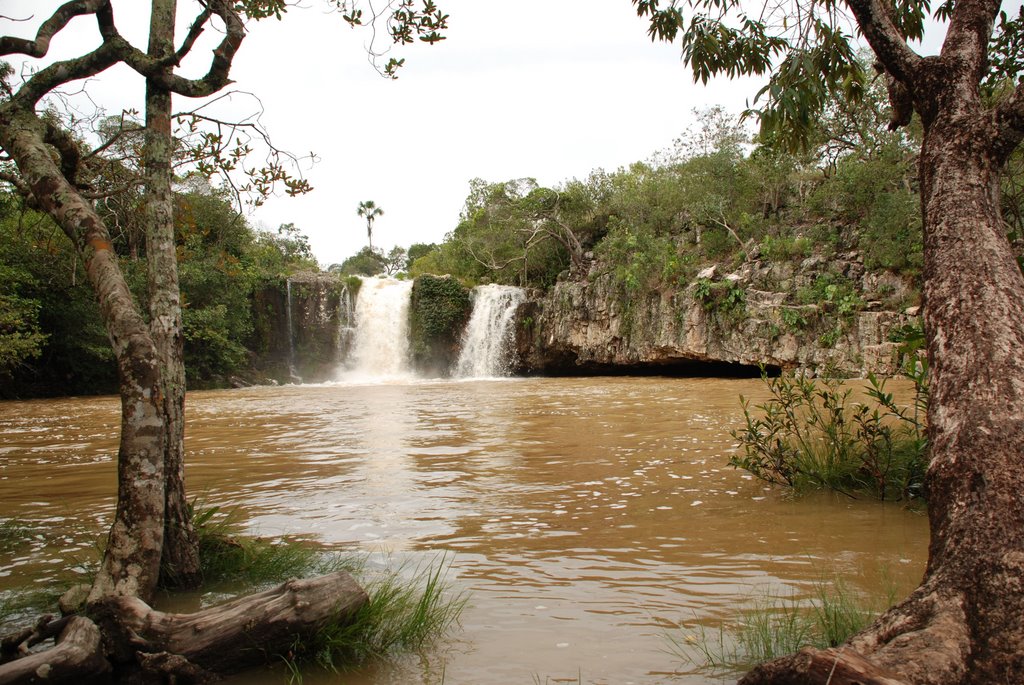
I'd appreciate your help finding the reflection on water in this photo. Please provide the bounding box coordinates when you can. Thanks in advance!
[0,377,927,684]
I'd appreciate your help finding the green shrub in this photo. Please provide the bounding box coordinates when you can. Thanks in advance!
[597,221,688,294]
[796,274,862,314]
[731,372,927,501]
[183,305,250,385]
[303,557,465,670]
[699,226,739,258]
[780,307,808,331]
[694,278,746,322]
[344,275,362,298]
[759,235,813,261]
[185,504,465,679]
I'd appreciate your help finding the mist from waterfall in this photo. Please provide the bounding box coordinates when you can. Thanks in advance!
[454,284,526,378]
[340,277,414,381]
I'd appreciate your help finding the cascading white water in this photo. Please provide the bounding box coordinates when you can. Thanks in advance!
[341,277,414,380]
[285,278,300,382]
[454,284,526,378]
[335,284,356,364]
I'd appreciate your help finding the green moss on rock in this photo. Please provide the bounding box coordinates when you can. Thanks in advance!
[409,275,472,375]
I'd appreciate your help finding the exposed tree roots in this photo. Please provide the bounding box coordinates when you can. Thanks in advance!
[0,617,109,685]
[0,571,367,685]
[737,581,1005,685]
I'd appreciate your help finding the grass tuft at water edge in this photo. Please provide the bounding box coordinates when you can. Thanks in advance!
[666,577,894,674]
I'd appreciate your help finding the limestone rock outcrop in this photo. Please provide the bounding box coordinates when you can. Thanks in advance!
[515,253,917,377]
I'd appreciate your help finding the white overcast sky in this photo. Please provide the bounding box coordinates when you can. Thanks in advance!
[6,2,780,265]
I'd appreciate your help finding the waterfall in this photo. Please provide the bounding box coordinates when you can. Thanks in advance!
[336,284,356,364]
[285,278,300,382]
[341,277,414,380]
[454,284,526,378]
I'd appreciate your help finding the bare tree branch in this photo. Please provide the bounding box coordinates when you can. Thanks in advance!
[84,115,145,162]
[941,0,1002,80]
[0,0,108,57]
[82,178,145,200]
[172,6,215,66]
[844,0,922,85]
[119,0,246,97]
[9,34,124,108]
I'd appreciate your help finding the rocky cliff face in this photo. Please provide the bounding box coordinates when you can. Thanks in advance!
[516,250,919,377]
[250,272,350,384]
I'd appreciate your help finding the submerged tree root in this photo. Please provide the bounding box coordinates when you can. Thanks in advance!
[0,571,367,684]
[0,617,109,685]
[738,645,910,685]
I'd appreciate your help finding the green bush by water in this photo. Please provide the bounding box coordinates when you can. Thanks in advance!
[2,505,464,680]
[731,370,927,501]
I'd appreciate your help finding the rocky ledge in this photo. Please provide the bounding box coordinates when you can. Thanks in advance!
[515,251,919,378]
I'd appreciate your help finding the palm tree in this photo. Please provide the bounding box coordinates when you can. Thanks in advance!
[356,200,384,250]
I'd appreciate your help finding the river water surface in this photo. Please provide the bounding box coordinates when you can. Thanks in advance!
[0,377,927,684]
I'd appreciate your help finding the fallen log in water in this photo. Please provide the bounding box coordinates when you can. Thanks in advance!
[0,616,109,685]
[0,571,368,684]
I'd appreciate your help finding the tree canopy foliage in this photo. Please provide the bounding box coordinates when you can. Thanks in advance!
[632,0,1022,149]
[0,187,319,396]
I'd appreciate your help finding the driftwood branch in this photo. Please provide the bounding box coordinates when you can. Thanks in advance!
[0,615,72,658]
[100,570,368,675]
[0,572,367,684]
[0,617,110,685]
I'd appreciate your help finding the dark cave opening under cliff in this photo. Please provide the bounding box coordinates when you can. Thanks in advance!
[519,358,782,379]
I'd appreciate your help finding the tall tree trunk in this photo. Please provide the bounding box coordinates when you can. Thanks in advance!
[740,103,1024,685]
[143,0,201,590]
[0,110,168,604]
[908,108,1024,683]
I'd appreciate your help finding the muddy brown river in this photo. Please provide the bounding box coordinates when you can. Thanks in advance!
[0,377,927,684]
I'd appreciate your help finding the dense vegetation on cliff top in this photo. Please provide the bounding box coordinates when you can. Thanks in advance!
[3,76,1021,398]
[411,80,1024,295]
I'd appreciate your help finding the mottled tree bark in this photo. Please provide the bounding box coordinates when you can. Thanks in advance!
[143,0,201,591]
[0,0,240,606]
[0,3,376,682]
[741,113,1024,685]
